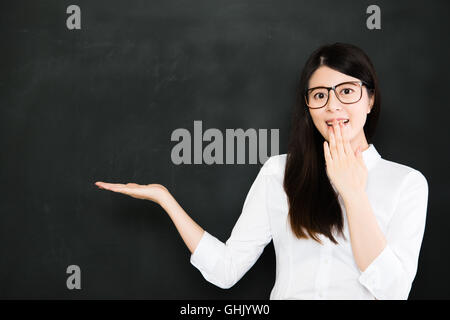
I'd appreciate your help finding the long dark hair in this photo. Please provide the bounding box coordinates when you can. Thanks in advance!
[283,42,381,244]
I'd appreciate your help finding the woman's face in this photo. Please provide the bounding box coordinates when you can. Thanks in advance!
[307,66,374,150]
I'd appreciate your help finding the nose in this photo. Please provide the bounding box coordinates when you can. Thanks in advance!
[325,90,342,111]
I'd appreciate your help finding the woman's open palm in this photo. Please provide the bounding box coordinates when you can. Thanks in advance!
[95,181,168,205]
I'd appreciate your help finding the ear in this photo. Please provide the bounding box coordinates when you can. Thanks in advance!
[368,95,374,114]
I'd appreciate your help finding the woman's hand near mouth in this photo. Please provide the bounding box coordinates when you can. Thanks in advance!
[323,119,367,200]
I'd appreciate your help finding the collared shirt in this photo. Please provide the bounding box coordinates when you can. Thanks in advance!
[190,144,429,300]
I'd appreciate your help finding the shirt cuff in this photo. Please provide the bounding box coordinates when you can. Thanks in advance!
[358,244,406,299]
[190,230,223,273]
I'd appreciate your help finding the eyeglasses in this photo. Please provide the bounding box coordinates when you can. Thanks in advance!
[304,80,370,109]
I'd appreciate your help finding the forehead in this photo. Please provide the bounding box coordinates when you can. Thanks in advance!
[308,66,360,88]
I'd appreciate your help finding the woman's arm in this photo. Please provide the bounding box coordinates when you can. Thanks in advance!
[342,191,387,272]
[95,182,204,254]
[95,159,273,290]
[159,191,205,254]
[346,171,429,300]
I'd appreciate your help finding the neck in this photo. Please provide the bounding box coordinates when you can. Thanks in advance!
[350,136,370,154]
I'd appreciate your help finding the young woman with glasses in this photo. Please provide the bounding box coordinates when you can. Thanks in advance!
[95,42,428,300]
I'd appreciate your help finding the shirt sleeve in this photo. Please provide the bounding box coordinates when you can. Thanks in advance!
[358,169,429,299]
[189,159,273,289]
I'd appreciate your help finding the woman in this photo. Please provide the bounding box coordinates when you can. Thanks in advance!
[94,42,429,300]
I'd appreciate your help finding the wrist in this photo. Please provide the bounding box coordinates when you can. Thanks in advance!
[158,190,175,209]
[341,189,367,206]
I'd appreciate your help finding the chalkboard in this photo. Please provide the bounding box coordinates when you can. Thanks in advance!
[1,0,449,299]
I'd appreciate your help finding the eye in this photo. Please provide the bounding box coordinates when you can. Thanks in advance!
[340,88,354,95]
[314,92,326,100]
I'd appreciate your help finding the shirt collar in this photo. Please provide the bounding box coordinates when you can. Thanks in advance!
[362,143,381,171]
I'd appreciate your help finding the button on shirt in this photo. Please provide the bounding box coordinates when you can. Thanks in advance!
[190,144,429,300]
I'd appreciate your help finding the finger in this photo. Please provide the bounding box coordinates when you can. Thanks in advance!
[126,183,140,187]
[323,140,332,166]
[115,187,133,195]
[333,121,345,159]
[341,122,354,158]
[110,185,148,199]
[328,126,337,161]
[105,185,134,196]
[95,181,106,189]
[95,182,124,187]
[95,181,108,189]
[95,182,126,191]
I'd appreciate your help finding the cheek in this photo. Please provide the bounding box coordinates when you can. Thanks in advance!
[309,112,324,130]
[350,113,366,127]
[348,105,366,124]
[347,114,367,137]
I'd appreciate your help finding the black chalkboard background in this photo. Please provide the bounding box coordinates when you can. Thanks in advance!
[1,0,449,299]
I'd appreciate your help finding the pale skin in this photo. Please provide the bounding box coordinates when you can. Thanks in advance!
[308,65,387,272]
[95,65,386,274]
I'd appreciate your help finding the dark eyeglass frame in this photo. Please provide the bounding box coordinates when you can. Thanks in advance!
[304,80,371,109]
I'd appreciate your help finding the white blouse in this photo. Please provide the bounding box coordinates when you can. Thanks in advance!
[190,144,429,300]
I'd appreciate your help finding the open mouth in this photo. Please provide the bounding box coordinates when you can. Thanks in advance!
[326,119,349,127]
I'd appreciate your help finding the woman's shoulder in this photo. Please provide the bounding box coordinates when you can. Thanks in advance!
[375,157,428,190]
[260,154,287,176]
